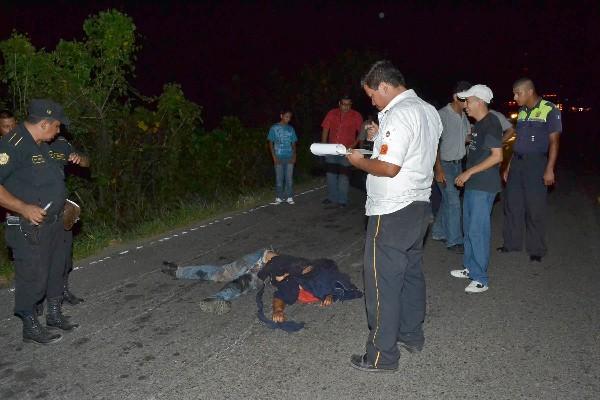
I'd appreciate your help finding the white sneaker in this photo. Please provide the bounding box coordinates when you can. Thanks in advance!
[450,268,469,278]
[286,197,295,204]
[271,198,283,205]
[465,280,488,293]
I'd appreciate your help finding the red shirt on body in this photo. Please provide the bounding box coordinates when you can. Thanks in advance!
[321,108,363,148]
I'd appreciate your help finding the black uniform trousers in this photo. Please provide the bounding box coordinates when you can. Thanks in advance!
[6,217,66,315]
[64,229,74,277]
[502,153,548,257]
[363,201,429,369]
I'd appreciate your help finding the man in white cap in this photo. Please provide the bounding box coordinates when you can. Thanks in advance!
[450,85,503,293]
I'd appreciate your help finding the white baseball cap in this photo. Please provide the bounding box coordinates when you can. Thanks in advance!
[456,84,493,104]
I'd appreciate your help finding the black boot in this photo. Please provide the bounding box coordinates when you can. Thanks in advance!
[35,302,44,317]
[46,297,79,331]
[63,277,84,305]
[21,313,62,344]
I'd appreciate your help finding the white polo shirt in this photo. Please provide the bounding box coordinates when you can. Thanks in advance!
[365,89,442,216]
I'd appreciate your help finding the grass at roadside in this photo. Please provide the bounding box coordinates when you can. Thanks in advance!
[0,178,324,287]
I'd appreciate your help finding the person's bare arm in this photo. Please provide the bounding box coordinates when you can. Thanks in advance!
[433,150,445,185]
[268,141,279,164]
[321,128,329,143]
[0,185,46,224]
[346,150,400,178]
[502,127,516,143]
[455,148,503,187]
[543,132,560,186]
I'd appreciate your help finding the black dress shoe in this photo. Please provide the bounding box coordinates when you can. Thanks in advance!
[529,255,542,262]
[350,354,397,373]
[397,341,423,354]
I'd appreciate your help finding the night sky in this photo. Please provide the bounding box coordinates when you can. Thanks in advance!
[1,0,598,128]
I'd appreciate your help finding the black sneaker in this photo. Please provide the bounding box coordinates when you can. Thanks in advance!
[529,255,542,262]
[350,354,397,373]
[161,261,178,278]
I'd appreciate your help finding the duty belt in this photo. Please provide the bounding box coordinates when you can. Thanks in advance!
[442,159,462,164]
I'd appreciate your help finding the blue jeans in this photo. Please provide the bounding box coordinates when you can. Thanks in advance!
[325,155,351,205]
[274,162,294,199]
[176,249,267,301]
[463,190,496,286]
[431,161,463,246]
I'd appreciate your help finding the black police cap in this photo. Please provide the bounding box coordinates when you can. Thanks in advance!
[28,99,70,125]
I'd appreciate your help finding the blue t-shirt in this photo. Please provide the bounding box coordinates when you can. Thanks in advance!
[267,124,297,160]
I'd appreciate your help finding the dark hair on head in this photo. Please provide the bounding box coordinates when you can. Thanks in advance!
[453,81,472,95]
[366,113,378,122]
[280,108,293,115]
[0,110,14,119]
[513,77,535,91]
[340,95,352,102]
[361,60,406,89]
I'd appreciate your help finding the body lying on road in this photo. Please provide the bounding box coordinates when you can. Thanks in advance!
[162,249,362,325]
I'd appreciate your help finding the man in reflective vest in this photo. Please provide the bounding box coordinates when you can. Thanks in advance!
[497,78,562,262]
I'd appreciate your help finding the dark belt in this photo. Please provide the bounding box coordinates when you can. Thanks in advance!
[513,152,548,160]
[442,159,462,164]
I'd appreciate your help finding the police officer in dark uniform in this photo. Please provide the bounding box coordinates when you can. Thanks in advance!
[498,78,562,262]
[48,136,89,305]
[0,99,79,344]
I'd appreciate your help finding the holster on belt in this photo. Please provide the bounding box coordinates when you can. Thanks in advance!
[63,199,81,230]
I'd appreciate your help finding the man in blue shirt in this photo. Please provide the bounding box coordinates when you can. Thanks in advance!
[268,109,298,204]
[497,78,562,262]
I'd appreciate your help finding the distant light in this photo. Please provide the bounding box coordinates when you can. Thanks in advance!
[379,12,385,19]
[570,106,592,112]
[510,113,518,119]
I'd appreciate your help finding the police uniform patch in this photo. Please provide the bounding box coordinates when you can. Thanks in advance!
[31,155,45,164]
[0,153,9,165]
[380,144,388,155]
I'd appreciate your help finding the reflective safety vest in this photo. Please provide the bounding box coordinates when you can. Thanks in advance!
[517,99,556,123]
[514,99,561,154]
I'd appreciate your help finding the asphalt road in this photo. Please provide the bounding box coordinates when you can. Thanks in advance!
[0,171,598,400]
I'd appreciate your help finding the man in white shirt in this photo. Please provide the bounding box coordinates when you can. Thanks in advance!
[347,60,442,372]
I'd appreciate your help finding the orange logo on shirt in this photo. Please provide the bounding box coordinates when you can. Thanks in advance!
[380,144,388,155]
